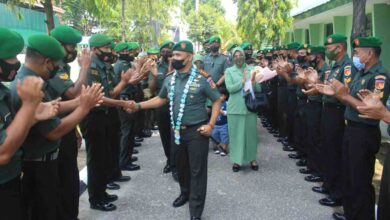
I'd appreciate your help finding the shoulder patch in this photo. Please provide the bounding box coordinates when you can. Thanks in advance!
[91,69,99,76]
[374,75,386,92]
[59,73,70,80]
[344,65,351,76]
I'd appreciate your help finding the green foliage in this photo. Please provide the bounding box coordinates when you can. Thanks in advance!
[182,0,225,15]
[235,0,294,47]
[61,0,98,35]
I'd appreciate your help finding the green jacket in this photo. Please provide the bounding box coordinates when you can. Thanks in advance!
[225,64,261,115]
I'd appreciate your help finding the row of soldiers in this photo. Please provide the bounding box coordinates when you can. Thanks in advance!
[248,34,389,220]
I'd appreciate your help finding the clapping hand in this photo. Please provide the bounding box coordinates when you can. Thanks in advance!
[78,48,92,69]
[79,83,104,110]
[356,89,386,119]
[17,76,44,108]
[35,98,60,121]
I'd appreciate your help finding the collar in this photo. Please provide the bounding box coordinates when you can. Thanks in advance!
[0,83,9,100]
[92,55,106,69]
[334,54,349,68]
[361,61,382,76]
[17,65,47,88]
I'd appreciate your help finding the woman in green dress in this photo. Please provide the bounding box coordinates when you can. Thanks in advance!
[225,47,261,172]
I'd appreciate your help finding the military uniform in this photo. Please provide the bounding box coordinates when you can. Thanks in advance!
[47,60,81,220]
[203,52,229,84]
[156,40,220,218]
[79,48,114,205]
[152,59,174,172]
[12,65,62,220]
[0,27,24,220]
[114,58,136,169]
[321,53,355,204]
[342,37,389,219]
[306,58,329,178]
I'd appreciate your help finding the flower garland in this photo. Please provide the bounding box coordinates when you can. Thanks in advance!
[169,65,198,145]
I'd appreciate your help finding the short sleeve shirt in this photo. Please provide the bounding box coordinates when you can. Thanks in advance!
[158,69,220,125]
[0,83,22,184]
[10,65,61,159]
[47,60,74,99]
[203,53,229,83]
[308,63,330,102]
[345,62,390,125]
[322,54,357,105]
[113,59,137,95]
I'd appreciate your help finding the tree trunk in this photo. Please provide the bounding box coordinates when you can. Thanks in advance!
[121,0,126,41]
[351,0,367,41]
[43,0,55,33]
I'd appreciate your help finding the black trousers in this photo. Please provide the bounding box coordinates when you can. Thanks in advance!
[57,130,79,220]
[378,150,390,220]
[172,124,209,218]
[80,111,110,203]
[108,108,122,182]
[268,88,278,129]
[321,105,345,200]
[277,86,288,138]
[0,176,23,220]
[293,99,307,155]
[118,107,135,168]
[156,104,173,167]
[22,159,58,220]
[342,123,380,220]
[287,89,297,145]
[305,101,323,174]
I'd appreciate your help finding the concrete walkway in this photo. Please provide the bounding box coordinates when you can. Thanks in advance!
[78,121,336,220]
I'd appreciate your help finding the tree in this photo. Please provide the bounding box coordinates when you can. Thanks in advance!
[351,0,367,42]
[182,0,225,15]
[61,0,98,35]
[235,0,294,48]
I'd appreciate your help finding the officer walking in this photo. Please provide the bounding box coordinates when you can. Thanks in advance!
[129,40,221,220]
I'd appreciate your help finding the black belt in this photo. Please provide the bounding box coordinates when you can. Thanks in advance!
[307,100,322,105]
[323,102,345,109]
[180,121,208,130]
[346,120,379,129]
[0,175,20,189]
[23,149,59,162]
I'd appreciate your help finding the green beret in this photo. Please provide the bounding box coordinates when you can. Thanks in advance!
[352,37,382,48]
[264,48,273,54]
[240,42,252,50]
[89,34,112,47]
[298,43,310,50]
[0,27,24,59]
[209,36,221,44]
[50,25,82,44]
[309,46,326,54]
[324,33,347,45]
[127,42,137,51]
[160,40,174,51]
[147,47,160,55]
[193,54,204,63]
[114,42,128,52]
[172,40,194,54]
[226,43,238,51]
[287,42,300,50]
[27,34,65,60]
[280,45,288,50]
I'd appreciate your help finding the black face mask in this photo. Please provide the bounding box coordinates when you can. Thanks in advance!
[0,59,21,82]
[109,54,118,64]
[205,47,211,54]
[97,49,113,63]
[265,56,272,62]
[272,54,278,59]
[297,55,306,64]
[309,58,318,68]
[48,64,60,79]
[172,59,186,70]
[64,50,78,63]
[211,45,219,53]
[119,54,134,62]
[245,53,252,60]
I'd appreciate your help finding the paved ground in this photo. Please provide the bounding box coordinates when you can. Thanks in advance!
[78,120,345,220]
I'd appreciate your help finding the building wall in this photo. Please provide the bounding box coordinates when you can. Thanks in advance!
[373,3,390,71]
[287,3,390,70]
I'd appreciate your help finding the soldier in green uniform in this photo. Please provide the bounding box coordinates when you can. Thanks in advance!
[202,38,211,56]
[0,27,59,220]
[79,34,135,212]
[10,34,102,220]
[129,40,221,220]
[48,25,91,220]
[317,36,389,220]
[299,46,330,189]
[313,34,356,211]
[203,36,229,87]
[148,40,176,175]
[113,42,141,172]
[240,42,255,65]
